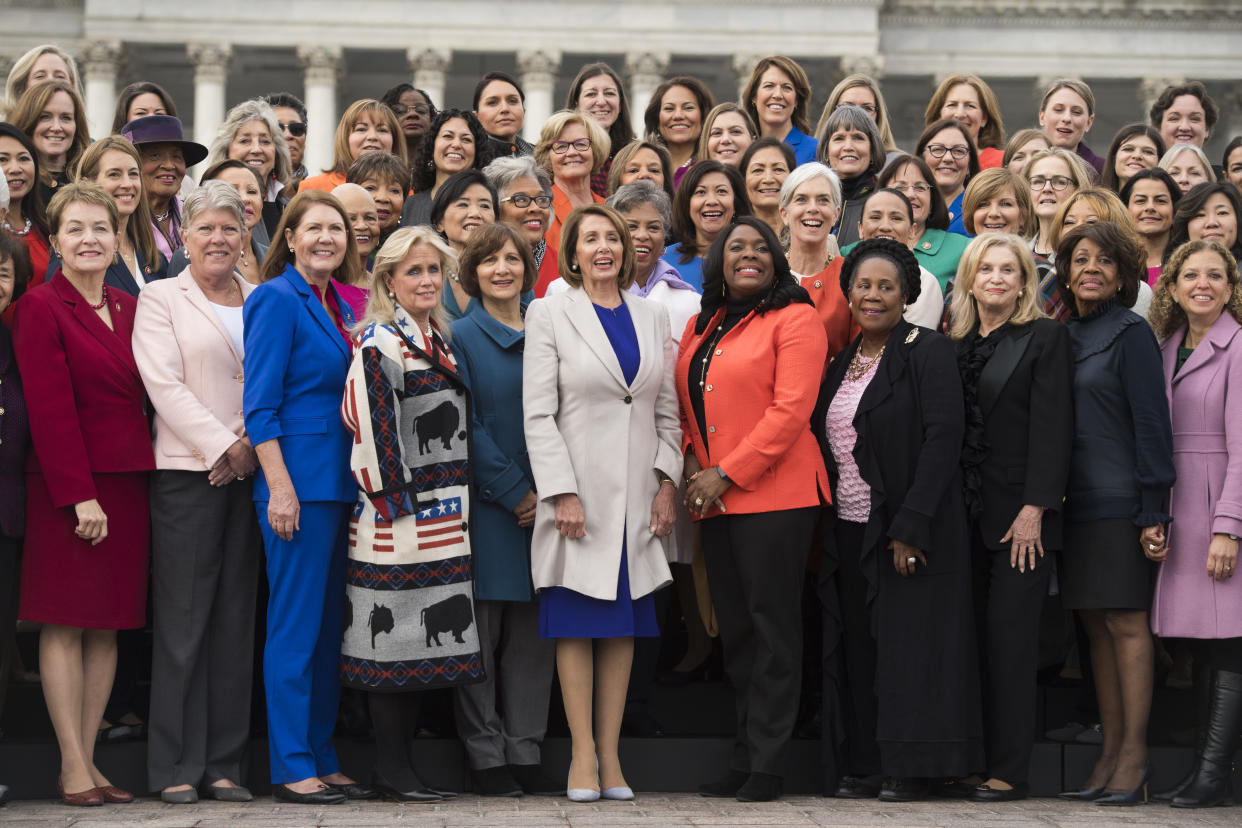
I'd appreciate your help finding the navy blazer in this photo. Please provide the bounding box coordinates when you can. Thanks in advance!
[242,263,357,504]
[44,247,167,297]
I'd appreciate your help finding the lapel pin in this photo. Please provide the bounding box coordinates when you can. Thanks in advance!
[905,329,919,344]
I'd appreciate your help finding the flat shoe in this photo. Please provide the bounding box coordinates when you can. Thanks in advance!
[61,787,103,807]
[326,781,378,800]
[161,788,198,804]
[272,783,346,805]
[206,784,252,802]
[98,785,134,803]
[970,782,1028,802]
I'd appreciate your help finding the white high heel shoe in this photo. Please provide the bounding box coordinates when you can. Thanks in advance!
[566,761,600,803]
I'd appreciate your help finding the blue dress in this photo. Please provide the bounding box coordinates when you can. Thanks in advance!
[538,302,659,639]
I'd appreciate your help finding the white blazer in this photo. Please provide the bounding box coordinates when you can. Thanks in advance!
[133,267,254,471]
[523,286,681,600]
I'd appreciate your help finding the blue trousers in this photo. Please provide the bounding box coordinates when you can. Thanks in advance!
[257,500,349,784]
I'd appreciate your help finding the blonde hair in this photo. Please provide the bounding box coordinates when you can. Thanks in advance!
[817,74,897,153]
[534,110,610,176]
[1040,78,1096,116]
[71,136,160,268]
[950,233,1045,339]
[962,167,1036,238]
[327,99,407,175]
[1159,142,1217,183]
[1048,186,1143,254]
[557,204,636,290]
[1022,147,1094,193]
[1148,239,1242,341]
[697,102,757,162]
[9,81,90,186]
[925,73,1006,150]
[740,56,813,136]
[362,226,456,339]
[4,44,82,118]
[206,98,292,187]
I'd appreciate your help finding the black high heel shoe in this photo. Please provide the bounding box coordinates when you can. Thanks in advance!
[1095,763,1153,806]
[1056,783,1106,801]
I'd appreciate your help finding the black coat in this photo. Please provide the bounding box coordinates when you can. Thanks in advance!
[959,318,1074,551]
[813,319,984,777]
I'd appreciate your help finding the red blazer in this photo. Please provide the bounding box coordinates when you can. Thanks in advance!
[801,258,858,363]
[676,300,830,517]
[13,272,155,508]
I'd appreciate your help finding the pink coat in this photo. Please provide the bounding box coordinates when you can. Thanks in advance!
[1151,313,1242,638]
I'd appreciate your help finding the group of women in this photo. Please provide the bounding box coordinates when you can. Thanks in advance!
[0,42,1241,812]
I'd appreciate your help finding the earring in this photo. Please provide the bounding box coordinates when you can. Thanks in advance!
[568,261,579,273]
[1018,289,1025,297]
[289,246,295,253]
[387,290,397,301]
[903,303,909,312]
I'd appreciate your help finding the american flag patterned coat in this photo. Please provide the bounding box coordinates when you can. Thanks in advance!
[339,304,484,692]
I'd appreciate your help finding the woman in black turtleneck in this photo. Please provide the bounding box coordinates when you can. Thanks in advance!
[674,217,829,803]
[816,105,885,248]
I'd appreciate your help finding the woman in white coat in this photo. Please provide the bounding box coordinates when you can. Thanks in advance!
[523,204,681,803]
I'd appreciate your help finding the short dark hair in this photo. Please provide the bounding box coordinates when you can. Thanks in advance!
[1055,221,1145,310]
[429,169,498,234]
[1118,167,1181,220]
[861,187,914,224]
[1167,181,1242,261]
[199,158,265,190]
[346,151,412,192]
[877,153,950,231]
[415,109,493,192]
[838,237,922,304]
[1100,123,1166,194]
[111,81,178,134]
[1223,135,1242,175]
[1149,81,1219,135]
[671,160,751,263]
[0,230,32,306]
[738,137,796,182]
[695,216,811,334]
[263,91,306,124]
[456,221,537,297]
[472,71,524,111]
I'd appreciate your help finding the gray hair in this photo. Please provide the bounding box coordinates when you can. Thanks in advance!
[1159,142,1217,182]
[778,162,842,212]
[206,98,292,187]
[815,104,885,176]
[182,180,246,229]
[483,155,552,198]
[606,180,672,230]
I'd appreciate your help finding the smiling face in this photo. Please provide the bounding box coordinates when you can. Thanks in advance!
[0,136,35,203]
[753,65,796,133]
[1027,156,1075,221]
[858,191,913,245]
[272,105,305,168]
[969,244,1023,318]
[32,90,76,165]
[432,117,476,177]
[387,242,443,322]
[619,147,664,189]
[658,85,702,149]
[1188,193,1238,249]
[1171,248,1231,328]
[1040,88,1094,149]
[578,74,620,131]
[139,142,186,201]
[689,171,735,243]
[285,203,348,281]
[849,255,905,336]
[1068,237,1119,312]
[1160,94,1209,148]
[54,202,117,279]
[941,83,986,144]
[476,79,525,141]
[395,90,431,142]
[972,186,1022,234]
[346,112,394,161]
[827,125,871,178]
[1114,134,1159,184]
[1061,198,1100,235]
[126,92,167,122]
[549,121,592,183]
[27,52,70,88]
[722,223,775,298]
[93,148,142,219]
[1166,148,1210,195]
[185,207,243,279]
[1127,178,1174,238]
[923,125,971,198]
[360,176,404,232]
[572,213,624,285]
[886,162,932,225]
[499,176,550,245]
[780,175,839,248]
[744,146,790,212]
[228,119,276,182]
[334,186,380,258]
[622,202,666,281]
[1006,136,1050,176]
[474,238,526,303]
[707,111,753,166]
[437,182,495,248]
[215,166,263,231]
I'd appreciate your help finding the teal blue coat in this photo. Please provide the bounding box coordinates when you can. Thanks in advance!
[912,228,970,292]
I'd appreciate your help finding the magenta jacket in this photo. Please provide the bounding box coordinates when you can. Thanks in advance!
[1151,312,1242,638]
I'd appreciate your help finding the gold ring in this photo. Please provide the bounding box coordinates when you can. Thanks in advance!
[1147,544,1157,551]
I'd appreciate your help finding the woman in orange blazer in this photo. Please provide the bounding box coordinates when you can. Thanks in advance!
[676,216,829,802]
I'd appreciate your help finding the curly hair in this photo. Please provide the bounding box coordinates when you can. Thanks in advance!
[1148,239,1242,341]
[694,216,811,334]
[1055,221,1145,311]
[838,236,922,304]
[414,109,491,193]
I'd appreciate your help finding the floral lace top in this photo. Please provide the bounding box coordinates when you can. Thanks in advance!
[826,353,881,522]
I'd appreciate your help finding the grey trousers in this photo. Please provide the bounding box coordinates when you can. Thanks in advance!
[147,471,262,790]
[452,599,555,769]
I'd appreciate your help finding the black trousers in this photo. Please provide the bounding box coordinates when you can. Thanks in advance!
[701,506,819,776]
[970,526,1051,784]
[830,518,882,777]
[0,533,20,724]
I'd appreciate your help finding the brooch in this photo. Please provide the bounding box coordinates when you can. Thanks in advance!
[905,328,919,344]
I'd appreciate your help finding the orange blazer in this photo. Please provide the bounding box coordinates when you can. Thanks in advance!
[800,258,858,363]
[675,301,830,517]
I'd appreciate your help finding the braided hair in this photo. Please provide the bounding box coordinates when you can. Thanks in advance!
[838,236,922,303]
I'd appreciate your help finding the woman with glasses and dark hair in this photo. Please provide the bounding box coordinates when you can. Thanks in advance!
[1223,136,1242,192]
[917,118,981,236]
[1022,147,1094,261]
[381,83,436,175]
[877,154,969,289]
[565,63,634,198]
[263,92,308,191]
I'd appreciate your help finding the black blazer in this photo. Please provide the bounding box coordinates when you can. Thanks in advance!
[44,246,168,297]
[962,318,1074,551]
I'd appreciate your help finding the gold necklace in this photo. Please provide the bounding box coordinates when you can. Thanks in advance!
[698,324,726,391]
[847,344,885,381]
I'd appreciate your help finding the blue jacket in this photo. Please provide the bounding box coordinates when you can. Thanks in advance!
[243,263,357,504]
[450,309,536,602]
[784,125,819,167]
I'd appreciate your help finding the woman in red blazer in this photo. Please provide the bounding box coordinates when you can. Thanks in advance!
[676,216,829,802]
[13,183,155,806]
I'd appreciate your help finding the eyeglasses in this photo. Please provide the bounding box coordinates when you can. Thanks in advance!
[502,193,552,209]
[889,182,931,194]
[390,104,431,117]
[837,102,877,116]
[1029,175,1072,191]
[279,121,307,138]
[924,144,970,160]
[551,138,592,154]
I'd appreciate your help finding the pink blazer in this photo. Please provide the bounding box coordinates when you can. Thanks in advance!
[1152,313,1242,638]
[132,268,255,471]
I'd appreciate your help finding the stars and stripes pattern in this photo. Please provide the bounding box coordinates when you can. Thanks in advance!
[416,496,466,553]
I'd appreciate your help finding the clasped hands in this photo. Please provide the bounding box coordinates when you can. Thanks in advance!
[682,454,729,517]
[208,437,258,487]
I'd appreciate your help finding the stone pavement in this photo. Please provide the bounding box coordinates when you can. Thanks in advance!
[2,793,1241,827]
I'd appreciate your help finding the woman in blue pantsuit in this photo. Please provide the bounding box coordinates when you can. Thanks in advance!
[243,190,373,805]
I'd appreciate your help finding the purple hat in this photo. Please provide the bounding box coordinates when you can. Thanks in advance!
[119,114,209,166]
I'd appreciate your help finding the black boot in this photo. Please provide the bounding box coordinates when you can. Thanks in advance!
[1172,669,1242,808]
[1155,659,1212,802]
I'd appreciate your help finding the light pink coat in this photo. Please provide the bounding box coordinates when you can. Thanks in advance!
[1151,312,1242,638]
[133,268,254,471]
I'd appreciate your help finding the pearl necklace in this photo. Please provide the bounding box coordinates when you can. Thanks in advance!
[3,217,31,236]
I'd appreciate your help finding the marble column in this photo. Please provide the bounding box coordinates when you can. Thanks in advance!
[625,51,670,139]
[1139,75,1185,120]
[81,40,123,140]
[298,45,343,176]
[187,42,232,150]
[517,49,561,144]
[408,48,451,111]
[732,54,761,103]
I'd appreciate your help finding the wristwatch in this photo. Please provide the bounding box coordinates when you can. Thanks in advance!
[717,467,731,483]
[1229,534,1239,542]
